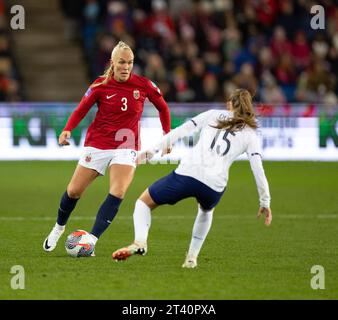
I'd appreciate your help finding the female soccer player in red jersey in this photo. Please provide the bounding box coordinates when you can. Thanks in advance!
[43,41,171,254]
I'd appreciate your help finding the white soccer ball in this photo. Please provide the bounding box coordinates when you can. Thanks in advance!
[65,230,95,257]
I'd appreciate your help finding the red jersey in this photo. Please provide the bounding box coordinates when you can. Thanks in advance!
[64,74,171,150]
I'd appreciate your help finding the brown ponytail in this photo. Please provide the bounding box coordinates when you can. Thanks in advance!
[213,89,258,131]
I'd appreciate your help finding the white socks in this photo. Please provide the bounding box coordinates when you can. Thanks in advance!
[132,200,213,258]
[133,199,151,244]
[187,206,214,258]
[53,223,99,245]
[54,222,65,231]
[90,234,98,245]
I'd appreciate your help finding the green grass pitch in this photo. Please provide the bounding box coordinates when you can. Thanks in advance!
[0,160,337,300]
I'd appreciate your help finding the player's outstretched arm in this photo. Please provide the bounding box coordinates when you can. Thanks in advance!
[58,130,71,146]
[257,207,272,226]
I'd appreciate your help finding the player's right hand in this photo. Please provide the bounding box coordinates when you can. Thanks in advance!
[58,131,71,146]
[161,138,172,156]
[136,150,155,164]
[257,207,272,226]
[161,146,172,156]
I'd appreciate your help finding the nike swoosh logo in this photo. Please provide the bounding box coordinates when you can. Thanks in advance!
[44,239,51,249]
[107,94,117,99]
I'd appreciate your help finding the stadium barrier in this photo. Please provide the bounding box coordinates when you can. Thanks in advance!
[0,103,337,161]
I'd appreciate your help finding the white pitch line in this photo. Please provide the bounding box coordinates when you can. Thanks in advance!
[0,214,337,221]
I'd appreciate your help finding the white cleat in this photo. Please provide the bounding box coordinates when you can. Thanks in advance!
[182,254,198,268]
[43,226,65,252]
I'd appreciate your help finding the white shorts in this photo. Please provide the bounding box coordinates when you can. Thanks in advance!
[78,147,137,175]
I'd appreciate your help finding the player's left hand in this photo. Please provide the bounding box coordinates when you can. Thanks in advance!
[257,207,272,226]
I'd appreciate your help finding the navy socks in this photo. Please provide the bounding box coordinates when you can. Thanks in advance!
[90,194,122,239]
[57,191,79,226]
[56,191,122,239]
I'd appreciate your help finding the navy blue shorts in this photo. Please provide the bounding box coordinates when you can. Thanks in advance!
[148,171,225,211]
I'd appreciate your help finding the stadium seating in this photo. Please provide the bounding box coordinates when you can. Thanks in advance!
[59,0,337,104]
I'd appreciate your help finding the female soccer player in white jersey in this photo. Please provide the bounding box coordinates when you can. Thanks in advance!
[112,89,272,268]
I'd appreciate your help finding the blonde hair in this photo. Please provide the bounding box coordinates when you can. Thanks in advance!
[214,89,258,131]
[92,41,133,87]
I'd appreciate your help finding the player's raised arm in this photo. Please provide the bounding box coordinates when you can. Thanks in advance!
[139,110,214,162]
[246,133,272,226]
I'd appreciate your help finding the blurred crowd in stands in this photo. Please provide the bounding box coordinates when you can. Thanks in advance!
[0,0,23,102]
[1,0,337,107]
[60,0,338,108]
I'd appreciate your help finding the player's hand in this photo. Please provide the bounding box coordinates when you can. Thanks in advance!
[136,150,155,164]
[58,131,71,146]
[257,207,272,226]
[161,136,172,156]
[161,146,172,156]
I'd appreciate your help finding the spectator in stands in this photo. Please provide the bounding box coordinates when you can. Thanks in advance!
[276,0,298,39]
[147,0,176,50]
[256,46,275,76]
[172,65,194,102]
[292,30,311,72]
[201,72,222,102]
[275,54,297,86]
[270,26,293,60]
[0,0,23,101]
[260,72,287,104]
[253,0,278,32]
[144,52,167,82]
[222,16,242,61]
[105,0,133,38]
[296,59,337,103]
[312,33,330,60]
[232,62,258,96]
[188,57,206,102]
[328,32,338,93]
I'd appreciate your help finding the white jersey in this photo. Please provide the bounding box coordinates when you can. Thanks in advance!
[149,109,271,208]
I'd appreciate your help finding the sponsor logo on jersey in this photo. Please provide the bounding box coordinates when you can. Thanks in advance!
[133,89,140,100]
[107,93,117,99]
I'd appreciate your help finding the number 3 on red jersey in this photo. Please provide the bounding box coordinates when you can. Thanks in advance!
[121,97,127,111]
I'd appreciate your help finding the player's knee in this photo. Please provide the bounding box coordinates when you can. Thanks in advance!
[109,188,125,199]
[198,205,214,215]
[67,186,83,199]
[138,190,157,210]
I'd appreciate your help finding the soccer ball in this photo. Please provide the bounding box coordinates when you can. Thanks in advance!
[65,230,95,257]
